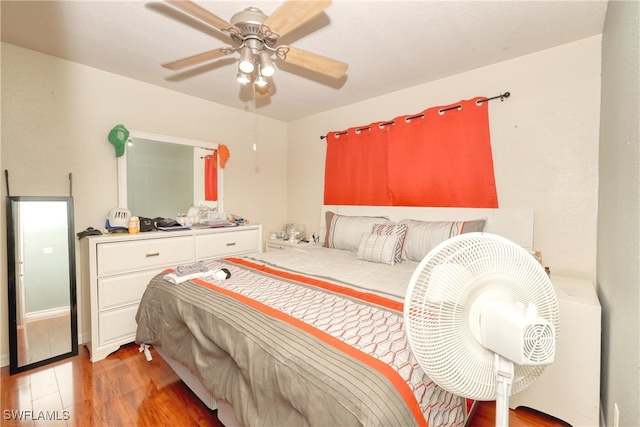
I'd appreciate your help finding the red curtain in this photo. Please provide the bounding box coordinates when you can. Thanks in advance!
[324,124,392,205]
[324,97,498,208]
[205,150,218,201]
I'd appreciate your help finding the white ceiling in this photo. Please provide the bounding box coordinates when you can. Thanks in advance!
[1,0,608,122]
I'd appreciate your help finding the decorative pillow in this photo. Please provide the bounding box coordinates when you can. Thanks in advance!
[356,233,400,265]
[399,218,486,261]
[462,219,486,234]
[371,223,408,264]
[323,211,335,247]
[324,212,393,252]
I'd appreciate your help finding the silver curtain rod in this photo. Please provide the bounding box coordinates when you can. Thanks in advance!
[320,92,511,140]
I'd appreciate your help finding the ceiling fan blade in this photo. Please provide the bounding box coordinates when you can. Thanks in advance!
[162,49,229,70]
[264,0,331,38]
[166,0,237,33]
[281,46,348,79]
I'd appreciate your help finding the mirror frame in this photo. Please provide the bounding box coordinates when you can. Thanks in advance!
[6,196,79,374]
[117,130,224,214]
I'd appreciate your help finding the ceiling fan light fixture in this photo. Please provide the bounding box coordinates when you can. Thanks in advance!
[236,71,251,85]
[259,51,276,77]
[255,73,268,88]
[163,1,347,94]
[238,47,255,73]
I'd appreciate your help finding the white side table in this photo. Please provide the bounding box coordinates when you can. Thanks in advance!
[266,239,316,252]
[509,274,601,426]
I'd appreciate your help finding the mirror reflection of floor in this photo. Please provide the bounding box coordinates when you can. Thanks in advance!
[17,313,71,366]
[16,326,28,366]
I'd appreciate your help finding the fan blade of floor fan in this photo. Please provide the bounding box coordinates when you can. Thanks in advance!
[166,0,237,33]
[162,49,229,70]
[282,46,348,78]
[264,0,331,38]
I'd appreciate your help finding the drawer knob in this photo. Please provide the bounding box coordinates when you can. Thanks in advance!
[146,252,160,257]
[226,242,236,246]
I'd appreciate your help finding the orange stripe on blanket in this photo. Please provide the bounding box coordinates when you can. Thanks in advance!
[192,277,428,427]
[226,257,404,312]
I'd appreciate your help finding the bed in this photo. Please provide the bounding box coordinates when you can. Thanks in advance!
[135,206,534,426]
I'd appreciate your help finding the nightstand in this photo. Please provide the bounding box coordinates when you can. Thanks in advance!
[266,239,315,252]
[509,274,601,426]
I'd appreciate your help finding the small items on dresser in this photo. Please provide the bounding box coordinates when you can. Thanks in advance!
[105,207,131,233]
[128,216,140,234]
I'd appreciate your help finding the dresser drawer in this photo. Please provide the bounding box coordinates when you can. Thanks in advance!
[98,304,138,346]
[97,236,194,276]
[98,270,160,311]
[196,228,260,259]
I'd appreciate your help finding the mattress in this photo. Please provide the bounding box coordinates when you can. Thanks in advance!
[136,247,474,426]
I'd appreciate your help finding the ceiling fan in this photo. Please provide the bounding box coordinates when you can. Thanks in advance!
[162,0,349,88]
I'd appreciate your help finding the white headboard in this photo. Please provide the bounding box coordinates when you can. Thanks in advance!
[319,205,534,251]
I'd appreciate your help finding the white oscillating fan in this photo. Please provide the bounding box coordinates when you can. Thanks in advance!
[404,232,559,427]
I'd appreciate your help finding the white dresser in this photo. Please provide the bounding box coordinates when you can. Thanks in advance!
[80,225,262,362]
[509,275,601,427]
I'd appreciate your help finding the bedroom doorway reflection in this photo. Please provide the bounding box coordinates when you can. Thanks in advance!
[7,196,78,374]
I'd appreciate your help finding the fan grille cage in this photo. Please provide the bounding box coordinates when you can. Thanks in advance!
[404,232,559,400]
[522,323,555,363]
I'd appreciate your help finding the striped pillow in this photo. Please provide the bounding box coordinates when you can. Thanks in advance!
[356,234,400,265]
[325,213,393,252]
[399,218,486,261]
[372,223,408,264]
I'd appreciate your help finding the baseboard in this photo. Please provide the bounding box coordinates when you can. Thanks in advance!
[1,353,8,368]
[24,306,70,322]
[78,332,90,345]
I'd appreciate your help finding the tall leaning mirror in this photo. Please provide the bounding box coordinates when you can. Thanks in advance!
[6,196,78,374]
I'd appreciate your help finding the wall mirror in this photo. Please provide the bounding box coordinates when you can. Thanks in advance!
[6,196,78,374]
[117,131,224,218]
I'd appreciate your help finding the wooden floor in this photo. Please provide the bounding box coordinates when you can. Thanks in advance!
[468,399,569,427]
[1,343,568,427]
[1,343,221,427]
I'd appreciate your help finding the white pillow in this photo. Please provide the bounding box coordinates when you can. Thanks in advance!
[356,233,400,265]
[400,219,486,261]
[325,213,393,252]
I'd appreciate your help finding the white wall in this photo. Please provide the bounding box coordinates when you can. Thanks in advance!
[1,35,606,373]
[598,1,640,426]
[0,42,289,365]
[288,36,602,283]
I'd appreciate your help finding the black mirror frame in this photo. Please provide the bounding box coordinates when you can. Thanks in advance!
[6,196,79,374]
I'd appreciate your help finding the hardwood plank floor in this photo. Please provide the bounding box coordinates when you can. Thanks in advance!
[1,344,222,427]
[468,399,570,427]
[1,343,569,427]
